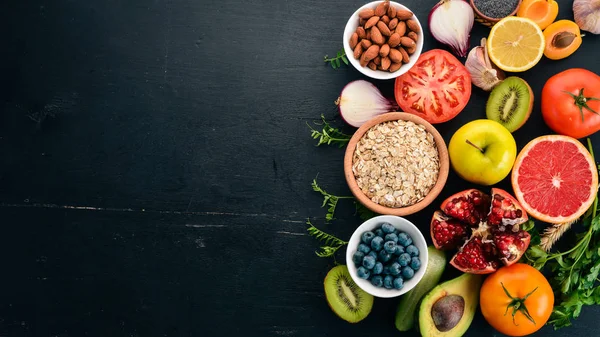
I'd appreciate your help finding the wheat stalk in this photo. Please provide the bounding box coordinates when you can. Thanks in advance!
[540,220,577,252]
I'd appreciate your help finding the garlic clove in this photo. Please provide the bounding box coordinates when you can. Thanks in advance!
[574,0,600,34]
[465,38,505,91]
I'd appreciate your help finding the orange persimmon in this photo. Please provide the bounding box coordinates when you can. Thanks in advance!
[516,0,558,30]
[543,20,582,60]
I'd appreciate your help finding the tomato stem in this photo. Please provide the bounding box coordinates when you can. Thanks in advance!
[501,282,538,326]
[465,139,484,153]
[562,88,600,123]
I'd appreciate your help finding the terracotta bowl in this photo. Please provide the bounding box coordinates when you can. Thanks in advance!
[343,112,449,216]
[469,0,522,27]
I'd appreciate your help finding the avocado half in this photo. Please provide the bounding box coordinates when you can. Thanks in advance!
[418,273,483,337]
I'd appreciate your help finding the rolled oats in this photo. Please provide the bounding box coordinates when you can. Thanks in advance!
[352,120,440,208]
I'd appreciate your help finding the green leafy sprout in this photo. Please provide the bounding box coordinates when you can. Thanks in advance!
[324,49,349,69]
[307,115,352,148]
[306,219,348,258]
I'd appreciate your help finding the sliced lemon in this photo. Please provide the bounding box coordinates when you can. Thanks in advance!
[487,17,545,72]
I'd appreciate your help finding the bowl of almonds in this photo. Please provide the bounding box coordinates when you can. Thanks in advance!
[343,0,423,80]
[343,112,450,216]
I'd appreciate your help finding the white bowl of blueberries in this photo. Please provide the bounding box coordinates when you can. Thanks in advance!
[346,215,428,298]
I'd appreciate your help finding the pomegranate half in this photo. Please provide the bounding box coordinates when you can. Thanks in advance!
[430,188,530,274]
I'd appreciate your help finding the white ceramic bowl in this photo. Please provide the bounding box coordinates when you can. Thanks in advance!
[343,1,424,80]
[346,215,428,298]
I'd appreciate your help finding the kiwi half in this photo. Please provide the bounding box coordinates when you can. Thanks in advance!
[324,265,373,323]
[486,77,533,132]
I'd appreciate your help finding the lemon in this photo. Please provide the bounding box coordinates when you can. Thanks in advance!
[487,17,545,72]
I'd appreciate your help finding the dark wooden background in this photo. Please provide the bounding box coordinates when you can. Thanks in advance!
[1,0,599,336]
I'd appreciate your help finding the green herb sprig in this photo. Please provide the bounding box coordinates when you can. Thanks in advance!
[324,49,349,69]
[306,219,348,258]
[311,177,353,222]
[307,115,352,147]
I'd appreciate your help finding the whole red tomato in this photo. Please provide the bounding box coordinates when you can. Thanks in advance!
[541,68,600,139]
[394,49,471,124]
[480,263,554,336]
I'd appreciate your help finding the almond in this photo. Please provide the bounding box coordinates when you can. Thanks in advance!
[374,56,381,65]
[377,21,392,37]
[353,44,363,59]
[350,33,359,49]
[360,53,370,67]
[381,15,390,25]
[361,39,372,49]
[359,18,367,26]
[389,62,402,72]
[408,31,418,43]
[363,45,380,61]
[381,56,391,71]
[370,26,386,45]
[395,21,407,36]
[359,8,375,19]
[396,9,413,20]
[387,5,397,18]
[400,36,416,48]
[388,18,398,30]
[388,33,401,47]
[379,44,390,58]
[389,48,402,63]
[368,61,377,71]
[398,47,410,63]
[367,30,371,40]
[375,2,387,16]
[365,16,380,29]
[406,19,420,33]
[407,44,417,55]
[356,26,367,39]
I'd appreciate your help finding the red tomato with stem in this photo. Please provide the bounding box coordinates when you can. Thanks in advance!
[394,49,472,124]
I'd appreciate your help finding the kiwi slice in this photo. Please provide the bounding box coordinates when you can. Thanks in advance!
[486,77,533,132]
[324,265,373,323]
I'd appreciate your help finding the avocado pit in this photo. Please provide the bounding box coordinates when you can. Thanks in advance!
[431,294,465,332]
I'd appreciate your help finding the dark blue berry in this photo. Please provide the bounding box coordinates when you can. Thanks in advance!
[384,275,394,289]
[367,251,378,260]
[361,231,375,245]
[406,245,419,257]
[402,266,415,279]
[381,222,396,234]
[352,251,365,265]
[379,250,392,263]
[371,236,384,251]
[389,262,402,276]
[384,241,397,254]
[358,243,371,254]
[383,266,390,275]
[394,245,405,255]
[385,233,398,243]
[410,257,421,271]
[398,253,411,267]
[393,277,404,290]
[397,232,413,247]
[357,266,370,279]
[372,262,383,275]
[371,275,384,287]
[362,255,376,270]
[375,229,384,237]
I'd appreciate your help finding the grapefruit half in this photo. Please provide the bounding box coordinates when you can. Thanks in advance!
[511,135,598,223]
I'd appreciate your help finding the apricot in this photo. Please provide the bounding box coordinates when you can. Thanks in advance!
[517,0,558,30]
[543,20,582,60]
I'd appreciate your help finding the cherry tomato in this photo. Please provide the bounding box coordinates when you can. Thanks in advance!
[480,263,554,336]
[394,49,472,124]
[541,68,600,139]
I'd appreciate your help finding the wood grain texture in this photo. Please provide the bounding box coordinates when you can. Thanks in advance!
[0,0,599,336]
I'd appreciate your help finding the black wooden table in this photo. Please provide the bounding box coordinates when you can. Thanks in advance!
[1,0,599,336]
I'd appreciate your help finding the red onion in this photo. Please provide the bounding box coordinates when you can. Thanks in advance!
[428,0,474,58]
[336,80,394,128]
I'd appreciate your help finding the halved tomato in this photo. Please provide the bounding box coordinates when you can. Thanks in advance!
[394,49,472,124]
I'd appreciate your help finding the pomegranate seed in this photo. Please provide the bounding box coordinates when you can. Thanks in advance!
[516,209,522,218]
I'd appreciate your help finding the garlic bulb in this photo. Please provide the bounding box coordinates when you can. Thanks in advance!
[574,0,600,34]
[465,38,505,91]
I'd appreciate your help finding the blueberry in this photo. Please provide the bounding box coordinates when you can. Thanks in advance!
[384,275,394,289]
[381,222,396,234]
[384,241,397,254]
[379,250,392,263]
[410,257,421,271]
[397,232,413,247]
[393,277,404,290]
[358,243,371,254]
[367,251,378,260]
[371,275,384,288]
[375,229,384,237]
[361,231,375,245]
[406,245,419,257]
[398,253,411,267]
[371,236,384,251]
[394,245,405,255]
[385,233,398,243]
[383,266,390,275]
[362,255,376,270]
[352,251,365,265]
[373,262,383,275]
[402,266,415,279]
[389,262,402,276]
[357,266,370,279]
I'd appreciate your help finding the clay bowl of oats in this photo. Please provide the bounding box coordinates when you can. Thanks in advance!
[344,112,449,216]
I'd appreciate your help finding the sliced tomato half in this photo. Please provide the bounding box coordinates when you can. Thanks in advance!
[394,49,472,124]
